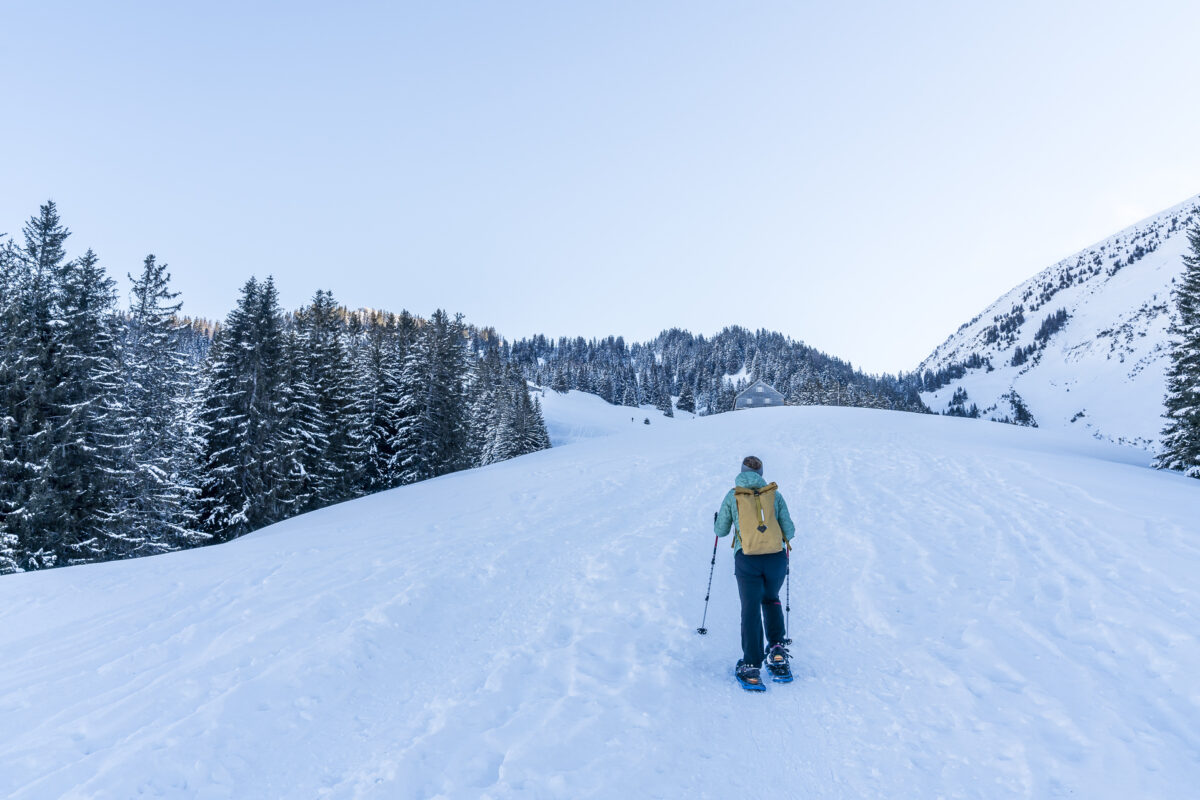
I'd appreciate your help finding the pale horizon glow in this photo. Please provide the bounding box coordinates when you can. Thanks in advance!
[3,2,1200,374]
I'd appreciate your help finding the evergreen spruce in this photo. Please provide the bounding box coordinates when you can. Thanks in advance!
[4,203,71,568]
[291,290,368,508]
[0,235,21,569]
[357,312,412,490]
[395,311,470,484]
[469,344,506,466]
[488,382,525,464]
[1157,223,1200,476]
[0,523,18,574]
[0,234,18,573]
[120,255,206,555]
[550,363,569,393]
[197,277,302,540]
[48,247,131,563]
[7,206,132,566]
[654,366,674,417]
[527,394,552,452]
[676,382,695,413]
[717,382,737,413]
[621,380,639,407]
[485,371,551,462]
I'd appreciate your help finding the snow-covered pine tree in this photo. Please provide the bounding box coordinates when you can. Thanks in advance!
[436,311,472,474]
[550,362,569,393]
[805,377,823,406]
[197,277,302,540]
[0,235,21,570]
[381,311,417,486]
[357,311,412,491]
[283,321,323,508]
[676,382,695,413]
[526,394,552,453]
[468,343,506,466]
[393,320,435,484]
[47,247,134,563]
[653,365,674,417]
[638,366,653,405]
[621,375,639,407]
[120,254,207,555]
[354,323,385,488]
[291,290,368,508]
[1157,223,1200,477]
[0,234,18,574]
[717,382,737,413]
[0,523,17,574]
[259,278,310,520]
[484,368,547,463]
[5,206,131,566]
[395,310,471,484]
[3,203,70,568]
[0,269,17,571]
[328,302,370,502]
[693,376,713,415]
[487,383,524,464]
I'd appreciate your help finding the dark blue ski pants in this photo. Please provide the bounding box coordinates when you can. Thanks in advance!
[734,549,787,667]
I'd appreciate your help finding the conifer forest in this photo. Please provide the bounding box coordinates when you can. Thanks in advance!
[1,202,926,574]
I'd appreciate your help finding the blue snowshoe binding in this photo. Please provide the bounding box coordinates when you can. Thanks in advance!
[766,643,793,683]
[735,661,766,692]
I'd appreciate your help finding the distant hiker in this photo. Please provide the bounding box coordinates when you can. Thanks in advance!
[714,455,796,689]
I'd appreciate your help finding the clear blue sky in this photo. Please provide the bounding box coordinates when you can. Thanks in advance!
[4,1,1199,374]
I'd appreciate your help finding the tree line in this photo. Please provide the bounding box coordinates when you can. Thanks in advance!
[22,201,1183,574]
[0,202,550,574]
[512,327,928,415]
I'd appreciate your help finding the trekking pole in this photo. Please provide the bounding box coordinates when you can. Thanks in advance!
[784,547,792,645]
[697,530,719,635]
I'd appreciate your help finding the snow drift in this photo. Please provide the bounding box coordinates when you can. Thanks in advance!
[1,405,1198,799]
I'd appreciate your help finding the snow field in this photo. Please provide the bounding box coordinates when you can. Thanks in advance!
[1,406,1198,798]
[534,386,693,446]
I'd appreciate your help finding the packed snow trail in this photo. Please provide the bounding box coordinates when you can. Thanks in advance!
[2,407,1199,799]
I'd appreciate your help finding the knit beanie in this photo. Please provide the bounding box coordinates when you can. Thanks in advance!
[742,455,763,476]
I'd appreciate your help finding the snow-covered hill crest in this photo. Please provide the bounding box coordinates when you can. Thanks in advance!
[2,405,1199,798]
[919,194,1200,448]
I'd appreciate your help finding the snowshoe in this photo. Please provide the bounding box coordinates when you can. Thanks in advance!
[735,661,766,692]
[766,643,793,683]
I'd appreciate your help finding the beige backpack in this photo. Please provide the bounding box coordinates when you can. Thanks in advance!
[733,482,784,555]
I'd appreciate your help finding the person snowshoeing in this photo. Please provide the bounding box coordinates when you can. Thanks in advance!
[714,455,796,689]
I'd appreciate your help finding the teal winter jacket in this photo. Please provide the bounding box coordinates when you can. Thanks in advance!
[714,470,796,554]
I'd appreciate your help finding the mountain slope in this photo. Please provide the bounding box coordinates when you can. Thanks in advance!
[2,407,1198,799]
[533,385,694,446]
[919,194,1200,448]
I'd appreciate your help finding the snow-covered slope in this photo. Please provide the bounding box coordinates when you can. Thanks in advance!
[2,407,1199,799]
[534,386,694,446]
[919,194,1200,448]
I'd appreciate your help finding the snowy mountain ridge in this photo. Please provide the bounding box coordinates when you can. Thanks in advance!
[918,193,1200,448]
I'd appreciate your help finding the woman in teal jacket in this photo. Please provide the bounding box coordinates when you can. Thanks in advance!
[714,455,795,685]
